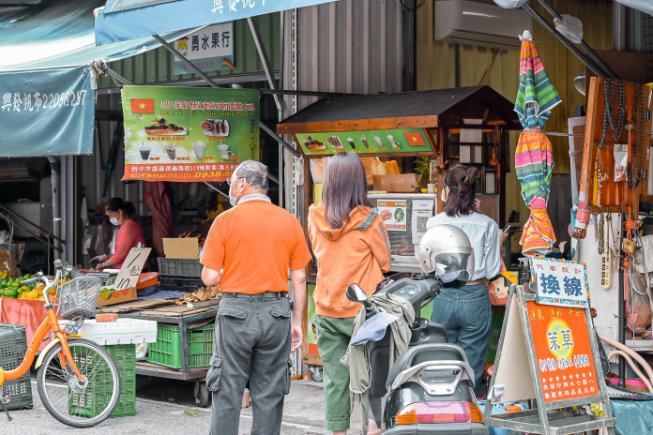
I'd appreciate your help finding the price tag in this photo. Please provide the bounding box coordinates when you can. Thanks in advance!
[113,247,152,290]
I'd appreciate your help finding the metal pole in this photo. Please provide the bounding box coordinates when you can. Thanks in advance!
[536,0,617,78]
[247,17,283,112]
[523,4,605,78]
[613,2,627,51]
[48,157,62,264]
[153,35,221,88]
[260,122,300,158]
[618,214,626,386]
[278,12,286,208]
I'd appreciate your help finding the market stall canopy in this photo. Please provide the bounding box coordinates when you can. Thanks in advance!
[277,86,519,157]
[278,86,520,133]
[0,0,190,158]
[95,0,337,45]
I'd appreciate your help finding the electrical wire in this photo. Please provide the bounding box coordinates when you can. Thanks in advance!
[600,334,653,391]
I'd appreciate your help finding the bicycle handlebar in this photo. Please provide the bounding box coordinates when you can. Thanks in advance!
[20,270,62,306]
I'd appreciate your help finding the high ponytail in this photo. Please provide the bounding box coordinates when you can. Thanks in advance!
[443,165,477,217]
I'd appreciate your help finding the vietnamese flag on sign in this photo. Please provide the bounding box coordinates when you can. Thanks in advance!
[131,98,155,114]
[403,131,426,147]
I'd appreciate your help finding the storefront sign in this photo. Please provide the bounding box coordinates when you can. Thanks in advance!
[377,200,407,232]
[527,301,599,403]
[173,23,234,75]
[531,257,588,308]
[0,66,95,157]
[295,129,432,156]
[121,85,259,182]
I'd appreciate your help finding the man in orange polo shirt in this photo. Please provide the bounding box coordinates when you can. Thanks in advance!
[201,160,312,435]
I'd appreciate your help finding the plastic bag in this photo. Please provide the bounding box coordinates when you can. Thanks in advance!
[626,266,652,334]
[614,144,628,182]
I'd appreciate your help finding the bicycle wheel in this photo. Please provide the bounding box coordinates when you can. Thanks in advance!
[37,338,120,428]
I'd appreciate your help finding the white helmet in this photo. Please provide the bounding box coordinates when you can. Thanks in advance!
[418,224,474,286]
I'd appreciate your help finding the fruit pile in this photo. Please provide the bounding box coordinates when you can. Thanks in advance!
[0,271,66,300]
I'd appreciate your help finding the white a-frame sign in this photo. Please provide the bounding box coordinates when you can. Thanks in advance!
[484,285,615,434]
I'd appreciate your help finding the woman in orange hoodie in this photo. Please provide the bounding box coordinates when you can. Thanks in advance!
[308,152,391,435]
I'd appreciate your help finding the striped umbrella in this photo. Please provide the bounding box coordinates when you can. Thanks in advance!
[514,34,561,256]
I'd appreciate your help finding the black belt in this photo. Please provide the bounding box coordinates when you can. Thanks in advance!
[220,291,288,300]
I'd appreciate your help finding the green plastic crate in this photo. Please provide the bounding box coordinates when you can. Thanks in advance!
[69,344,136,418]
[148,323,214,369]
[0,324,32,410]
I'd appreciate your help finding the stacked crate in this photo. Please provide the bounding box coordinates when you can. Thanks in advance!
[147,324,214,369]
[151,258,214,369]
[69,344,137,418]
[156,258,204,292]
[0,323,32,410]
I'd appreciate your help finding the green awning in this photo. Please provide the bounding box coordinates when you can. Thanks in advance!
[0,0,189,157]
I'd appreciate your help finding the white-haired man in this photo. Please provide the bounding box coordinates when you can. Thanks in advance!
[201,160,311,435]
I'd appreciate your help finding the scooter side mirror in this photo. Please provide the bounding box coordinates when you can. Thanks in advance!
[346,284,369,303]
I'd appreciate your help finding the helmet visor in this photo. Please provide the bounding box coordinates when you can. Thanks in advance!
[433,252,473,284]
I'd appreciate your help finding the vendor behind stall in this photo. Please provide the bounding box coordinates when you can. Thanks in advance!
[91,198,146,270]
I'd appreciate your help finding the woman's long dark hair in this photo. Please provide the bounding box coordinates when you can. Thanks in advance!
[322,152,371,228]
[106,197,136,218]
[443,165,478,217]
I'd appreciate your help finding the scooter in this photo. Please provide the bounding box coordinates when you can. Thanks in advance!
[347,274,488,435]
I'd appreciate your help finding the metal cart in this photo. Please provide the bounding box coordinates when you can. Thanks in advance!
[114,300,219,408]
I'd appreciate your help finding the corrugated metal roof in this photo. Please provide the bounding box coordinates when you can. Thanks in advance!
[280,86,519,127]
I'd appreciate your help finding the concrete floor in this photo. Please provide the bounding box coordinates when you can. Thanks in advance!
[1,377,363,435]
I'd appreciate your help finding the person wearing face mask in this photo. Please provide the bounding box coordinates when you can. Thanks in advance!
[201,160,312,435]
[425,165,502,398]
[90,197,147,270]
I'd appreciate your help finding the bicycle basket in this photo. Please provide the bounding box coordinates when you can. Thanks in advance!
[58,277,102,320]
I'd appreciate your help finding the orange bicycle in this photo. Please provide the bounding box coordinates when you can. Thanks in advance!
[0,260,120,427]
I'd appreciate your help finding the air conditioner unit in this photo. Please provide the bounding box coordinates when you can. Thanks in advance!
[434,0,532,49]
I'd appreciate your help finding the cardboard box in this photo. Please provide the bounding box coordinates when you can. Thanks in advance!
[96,286,137,307]
[163,238,200,259]
[372,174,419,193]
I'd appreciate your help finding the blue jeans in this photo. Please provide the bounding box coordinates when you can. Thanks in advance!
[431,284,492,395]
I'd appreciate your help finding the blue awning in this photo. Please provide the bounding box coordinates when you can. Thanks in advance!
[95,0,336,45]
[0,0,189,157]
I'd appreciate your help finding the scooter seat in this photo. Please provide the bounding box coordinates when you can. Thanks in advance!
[386,343,471,390]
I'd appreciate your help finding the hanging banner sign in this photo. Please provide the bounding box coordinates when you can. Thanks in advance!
[121,85,259,182]
[531,257,589,308]
[0,66,95,157]
[295,129,432,157]
[96,0,338,45]
[173,23,234,75]
[527,301,599,403]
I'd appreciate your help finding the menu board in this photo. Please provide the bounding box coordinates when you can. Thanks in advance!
[295,129,432,156]
[121,86,259,182]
